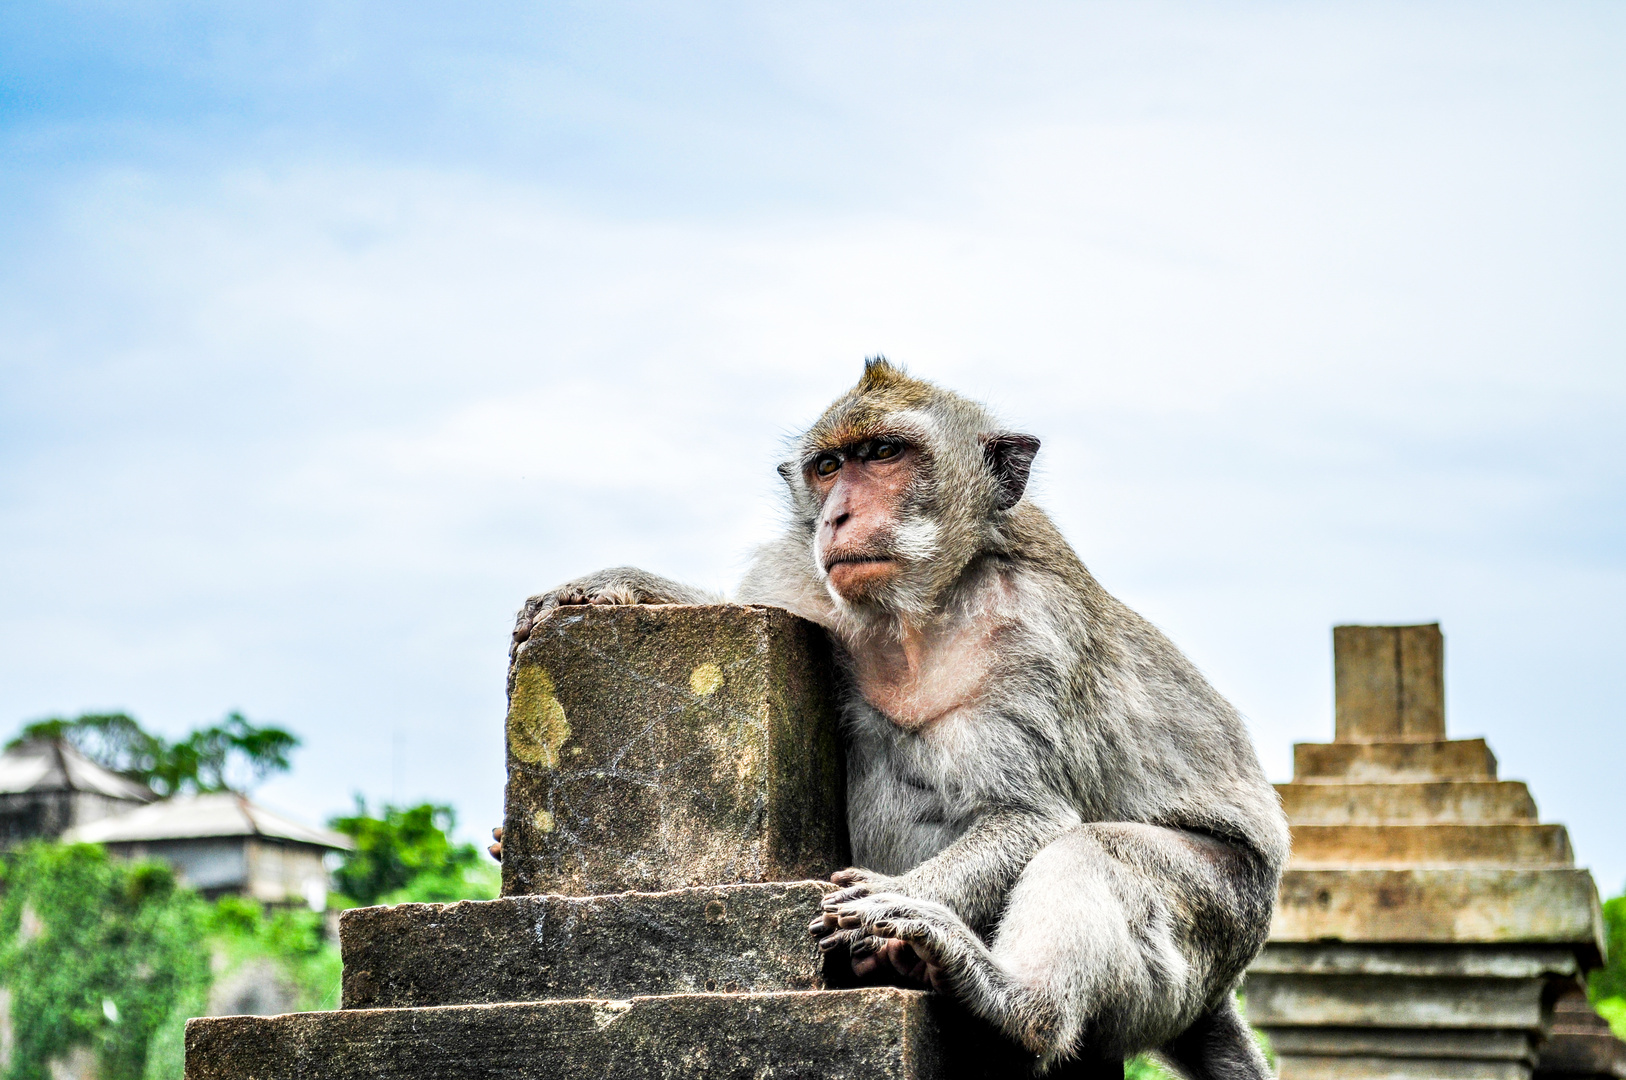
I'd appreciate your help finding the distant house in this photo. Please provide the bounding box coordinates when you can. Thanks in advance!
[0,738,157,847]
[64,791,355,909]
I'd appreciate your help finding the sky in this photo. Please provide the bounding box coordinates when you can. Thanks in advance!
[2,3,1623,891]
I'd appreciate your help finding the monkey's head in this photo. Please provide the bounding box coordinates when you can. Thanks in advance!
[779,358,1040,625]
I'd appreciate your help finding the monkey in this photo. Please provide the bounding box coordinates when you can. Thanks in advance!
[504,359,1289,1078]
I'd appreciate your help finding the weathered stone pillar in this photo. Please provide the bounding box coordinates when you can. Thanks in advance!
[500,604,848,897]
[1246,623,1617,1080]
[185,604,1119,1079]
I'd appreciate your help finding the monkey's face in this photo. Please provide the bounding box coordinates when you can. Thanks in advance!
[807,437,922,606]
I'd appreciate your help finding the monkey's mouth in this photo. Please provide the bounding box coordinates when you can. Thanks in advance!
[824,555,896,574]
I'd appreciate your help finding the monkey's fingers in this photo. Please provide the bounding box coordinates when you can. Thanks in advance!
[816,927,868,955]
[808,910,839,937]
[826,883,879,906]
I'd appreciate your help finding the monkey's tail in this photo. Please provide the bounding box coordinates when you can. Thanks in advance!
[1156,996,1271,1080]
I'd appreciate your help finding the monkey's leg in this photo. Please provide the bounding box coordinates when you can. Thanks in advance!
[1157,996,1270,1080]
[829,825,1273,1077]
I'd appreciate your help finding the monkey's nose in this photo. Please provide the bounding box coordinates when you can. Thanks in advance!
[832,511,851,528]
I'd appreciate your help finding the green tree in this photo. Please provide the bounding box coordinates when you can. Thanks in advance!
[0,843,209,1080]
[1589,889,1626,1037]
[9,711,299,796]
[327,799,496,907]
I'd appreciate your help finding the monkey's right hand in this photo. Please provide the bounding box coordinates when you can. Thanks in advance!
[809,868,905,947]
[511,567,721,659]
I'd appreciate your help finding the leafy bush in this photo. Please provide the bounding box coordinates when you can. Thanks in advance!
[327,799,497,907]
[0,843,209,1080]
[1589,890,1626,1038]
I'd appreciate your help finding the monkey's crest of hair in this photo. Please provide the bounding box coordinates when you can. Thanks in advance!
[804,356,940,452]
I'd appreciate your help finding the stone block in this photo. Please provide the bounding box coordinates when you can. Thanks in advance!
[1278,781,1538,825]
[1288,824,1573,868]
[1245,972,1547,1028]
[185,988,1122,1080]
[502,604,848,897]
[1249,943,1579,980]
[1535,989,1626,1078]
[187,989,937,1080]
[1265,1027,1537,1064]
[1277,1054,1531,1080]
[341,882,835,1008]
[1536,1033,1626,1079]
[1271,868,1604,956]
[1293,739,1498,782]
[1334,624,1445,742]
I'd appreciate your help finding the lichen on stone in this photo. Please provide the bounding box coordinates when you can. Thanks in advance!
[689,662,724,697]
[507,666,571,768]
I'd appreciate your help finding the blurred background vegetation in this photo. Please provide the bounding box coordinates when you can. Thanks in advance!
[0,712,495,1080]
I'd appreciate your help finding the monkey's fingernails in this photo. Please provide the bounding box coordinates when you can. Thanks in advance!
[817,932,854,954]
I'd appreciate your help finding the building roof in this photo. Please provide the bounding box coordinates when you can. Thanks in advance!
[64,791,355,851]
[0,739,157,803]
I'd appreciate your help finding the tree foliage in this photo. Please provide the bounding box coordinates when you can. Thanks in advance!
[0,843,209,1080]
[1589,890,1626,1038]
[327,799,495,907]
[9,711,299,796]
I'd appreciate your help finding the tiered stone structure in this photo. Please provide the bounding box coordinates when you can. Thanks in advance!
[186,605,1116,1079]
[1246,624,1616,1080]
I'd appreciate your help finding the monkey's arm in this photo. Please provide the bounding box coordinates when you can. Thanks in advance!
[510,566,724,661]
[827,804,1081,935]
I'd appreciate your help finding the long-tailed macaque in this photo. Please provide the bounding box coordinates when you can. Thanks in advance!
[505,360,1288,1077]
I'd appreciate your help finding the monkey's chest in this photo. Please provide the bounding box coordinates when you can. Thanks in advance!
[852,641,992,731]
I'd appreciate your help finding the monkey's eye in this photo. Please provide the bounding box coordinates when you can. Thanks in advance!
[872,441,901,461]
[814,454,841,477]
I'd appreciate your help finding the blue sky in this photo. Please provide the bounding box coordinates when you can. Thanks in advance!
[2,3,1623,889]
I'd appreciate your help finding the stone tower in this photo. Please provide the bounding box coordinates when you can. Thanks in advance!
[1246,624,1617,1080]
[184,605,1117,1078]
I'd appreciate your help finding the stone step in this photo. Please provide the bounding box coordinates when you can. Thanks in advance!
[1247,971,1549,1029]
[1263,1028,1538,1063]
[1288,823,1572,868]
[1274,1051,1532,1080]
[1277,781,1538,824]
[341,882,835,1009]
[184,988,1122,1080]
[1538,990,1626,1078]
[1270,868,1604,956]
[1248,943,1581,981]
[1292,739,1498,783]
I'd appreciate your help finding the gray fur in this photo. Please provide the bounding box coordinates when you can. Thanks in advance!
[512,360,1288,1076]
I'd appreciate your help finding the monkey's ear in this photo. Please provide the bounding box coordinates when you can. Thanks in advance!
[981,433,1040,511]
[776,461,795,485]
